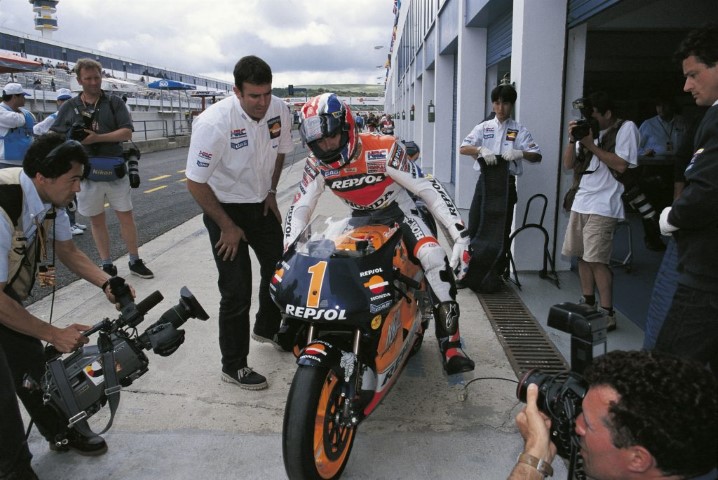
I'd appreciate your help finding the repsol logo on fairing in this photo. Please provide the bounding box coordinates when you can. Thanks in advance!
[329,175,383,190]
[285,305,347,320]
[360,267,383,277]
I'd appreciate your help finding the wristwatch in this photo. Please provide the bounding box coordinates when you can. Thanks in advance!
[268,188,277,195]
[517,453,553,477]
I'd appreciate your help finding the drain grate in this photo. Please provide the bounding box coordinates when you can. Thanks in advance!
[477,285,568,378]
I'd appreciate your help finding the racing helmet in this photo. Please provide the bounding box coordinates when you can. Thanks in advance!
[300,93,358,169]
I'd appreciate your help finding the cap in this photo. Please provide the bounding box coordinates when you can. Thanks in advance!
[3,83,29,97]
[56,88,72,101]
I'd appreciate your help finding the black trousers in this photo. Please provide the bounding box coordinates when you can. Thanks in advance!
[0,323,66,476]
[467,174,518,275]
[203,201,283,372]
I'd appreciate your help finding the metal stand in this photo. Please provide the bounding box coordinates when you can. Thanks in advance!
[505,194,560,289]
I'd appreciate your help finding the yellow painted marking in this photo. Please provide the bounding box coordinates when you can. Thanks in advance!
[149,175,171,181]
[144,185,167,193]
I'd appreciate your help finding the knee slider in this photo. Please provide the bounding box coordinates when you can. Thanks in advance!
[434,300,460,336]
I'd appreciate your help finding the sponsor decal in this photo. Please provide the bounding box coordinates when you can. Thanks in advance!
[506,129,518,141]
[343,167,358,174]
[230,128,247,138]
[404,216,428,240]
[285,304,347,320]
[363,275,388,294]
[360,267,384,277]
[324,169,341,178]
[328,175,384,190]
[196,160,209,168]
[370,300,392,313]
[371,315,382,330]
[429,179,458,216]
[345,191,393,210]
[367,149,389,160]
[304,345,327,356]
[370,292,392,302]
[367,161,387,174]
[485,126,495,133]
[267,117,282,139]
[483,133,495,139]
[388,147,404,169]
[385,314,400,348]
[272,268,284,285]
[198,151,212,161]
[231,140,248,150]
[83,361,105,386]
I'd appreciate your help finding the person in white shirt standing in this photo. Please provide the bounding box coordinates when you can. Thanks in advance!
[459,80,542,291]
[561,91,640,331]
[0,83,35,168]
[185,55,294,390]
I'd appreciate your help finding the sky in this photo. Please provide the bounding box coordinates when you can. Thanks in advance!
[0,0,397,87]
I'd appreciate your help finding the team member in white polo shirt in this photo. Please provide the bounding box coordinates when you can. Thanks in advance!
[185,55,293,390]
[0,82,35,168]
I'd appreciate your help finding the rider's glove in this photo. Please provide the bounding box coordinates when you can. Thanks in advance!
[659,207,678,236]
[450,236,471,281]
[479,146,497,166]
[502,149,524,162]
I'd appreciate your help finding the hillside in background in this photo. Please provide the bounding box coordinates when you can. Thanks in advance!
[273,84,385,98]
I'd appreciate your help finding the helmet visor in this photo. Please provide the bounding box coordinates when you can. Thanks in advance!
[300,113,343,144]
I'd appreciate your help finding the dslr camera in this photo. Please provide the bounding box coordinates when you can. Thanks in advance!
[39,277,208,431]
[515,303,607,476]
[70,109,94,142]
[570,97,598,142]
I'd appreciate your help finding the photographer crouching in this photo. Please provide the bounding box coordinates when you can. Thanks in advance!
[509,350,718,480]
[0,134,134,479]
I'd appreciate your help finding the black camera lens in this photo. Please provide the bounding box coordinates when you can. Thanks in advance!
[571,120,591,142]
[516,368,588,459]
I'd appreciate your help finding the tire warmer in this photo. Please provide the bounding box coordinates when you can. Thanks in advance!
[465,157,510,293]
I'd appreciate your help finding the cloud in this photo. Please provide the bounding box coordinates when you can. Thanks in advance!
[0,0,395,86]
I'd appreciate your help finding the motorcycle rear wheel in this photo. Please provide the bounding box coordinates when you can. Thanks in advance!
[283,365,357,480]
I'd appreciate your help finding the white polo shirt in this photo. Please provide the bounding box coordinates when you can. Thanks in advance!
[185,94,294,203]
[461,117,541,175]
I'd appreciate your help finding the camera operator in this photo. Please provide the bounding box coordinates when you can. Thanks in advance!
[561,92,640,331]
[0,134,133,478]
[50,58,154,280]
[509,350,718,480]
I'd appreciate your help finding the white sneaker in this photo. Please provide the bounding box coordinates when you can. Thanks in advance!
[70,225,84,236]
[73,223,87,230]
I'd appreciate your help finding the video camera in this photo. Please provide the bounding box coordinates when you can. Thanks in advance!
[570,97,599,142]
[39,277,208,433]
[515,303,607,478]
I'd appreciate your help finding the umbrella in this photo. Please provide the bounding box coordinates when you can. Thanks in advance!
[0,52,42,76]
[147,79,197,118]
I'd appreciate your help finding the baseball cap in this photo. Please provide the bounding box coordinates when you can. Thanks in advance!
[56,88,72,101]
[3,83,30,97]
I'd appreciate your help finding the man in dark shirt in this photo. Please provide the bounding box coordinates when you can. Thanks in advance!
[656,24,718,378]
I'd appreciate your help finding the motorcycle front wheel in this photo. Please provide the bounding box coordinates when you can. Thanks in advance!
[283,365,357,480]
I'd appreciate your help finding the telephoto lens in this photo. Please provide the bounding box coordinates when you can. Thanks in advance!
[127,159,140,188]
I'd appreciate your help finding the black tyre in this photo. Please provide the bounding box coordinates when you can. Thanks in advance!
[283,365,357,480]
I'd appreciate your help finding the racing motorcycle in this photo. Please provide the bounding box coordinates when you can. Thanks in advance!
[272,213,435,480]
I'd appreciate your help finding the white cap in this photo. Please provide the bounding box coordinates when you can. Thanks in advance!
[56,88,72,101]
[3,83,29,96]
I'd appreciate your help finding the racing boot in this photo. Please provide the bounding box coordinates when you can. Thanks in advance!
[434,301,475,375]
